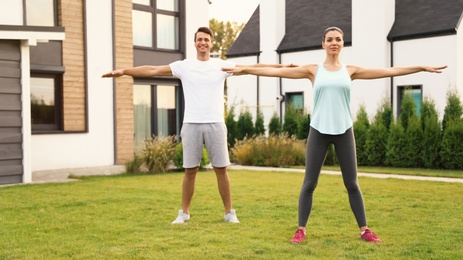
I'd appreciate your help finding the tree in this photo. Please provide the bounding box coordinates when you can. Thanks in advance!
[209,18,245,60]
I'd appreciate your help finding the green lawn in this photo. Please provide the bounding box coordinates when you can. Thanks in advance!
[1,170,462,259]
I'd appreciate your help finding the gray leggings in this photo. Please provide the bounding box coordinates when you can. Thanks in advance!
[298,127,367,228]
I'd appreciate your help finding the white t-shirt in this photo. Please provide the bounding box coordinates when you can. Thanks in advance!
[170,58,235,123]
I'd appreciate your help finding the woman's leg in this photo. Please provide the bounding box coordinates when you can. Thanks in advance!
[333,128,367,228]
[298,127,330,227]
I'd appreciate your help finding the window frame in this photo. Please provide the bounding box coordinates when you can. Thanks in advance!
[132,0,181,51]
[285,92,304,112]
[30,71,63,133]
[24,0,59,27]
[397,85,423,117]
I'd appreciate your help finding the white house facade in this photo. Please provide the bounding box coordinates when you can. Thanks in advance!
[226,0,463,132]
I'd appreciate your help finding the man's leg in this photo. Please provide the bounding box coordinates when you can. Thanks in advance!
[213,166,232,213]
[182,167,199,214]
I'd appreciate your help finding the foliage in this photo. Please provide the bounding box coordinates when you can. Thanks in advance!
[442,88,463,134]
[225,105,239,148]
[237,109,255,140]
[231,134,306,167]
[374,98,393,130]
[124,153,144,173]
[439,120,463,170]
[385,120,406,167]
[173,142,210,171]
[142,135,177,174]
[420,97,441,168]
[323,144,338,166]
[365,117,389,166]
[254,109,266,136]
[353,105,370,166]
[209,18,245,60]
[268,112,282,135]
[403,116,423,168]
[399,89,417,130]
[282,104,299,137]
[297,112,310,140]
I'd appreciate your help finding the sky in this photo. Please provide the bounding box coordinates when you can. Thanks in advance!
[208,0,260,24]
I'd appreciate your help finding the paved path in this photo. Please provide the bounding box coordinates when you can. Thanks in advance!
[28,164,463,184]
[228,165,463,183]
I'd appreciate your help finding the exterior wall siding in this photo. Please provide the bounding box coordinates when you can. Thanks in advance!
[114,0,134,164]
[59,0,86,131]
[0,40,23,184]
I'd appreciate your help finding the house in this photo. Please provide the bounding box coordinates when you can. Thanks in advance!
[226,0,463,131]
[0,0,209,185]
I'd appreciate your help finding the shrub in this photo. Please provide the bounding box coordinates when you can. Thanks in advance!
[283,104,299,137]
[399,89,417,130]
[268,112,282,135]
[142,135,177,174]
[225,106,239,148]
[420,97,441,168]
[442,88,463,134]
[255,110,266,136]
[353,105,370,166]
[237,109,255,140]
[297,112,310,140]
[323,144,338,166]
[231,134,306,167]
[403,116,423,168]
[385,121,406,167]
[124,153,144,173]
[439,120,463,170]
[173,142,210,171]
[365,119,388,166]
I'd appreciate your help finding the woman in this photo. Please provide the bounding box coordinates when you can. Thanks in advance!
[222,26,446,243]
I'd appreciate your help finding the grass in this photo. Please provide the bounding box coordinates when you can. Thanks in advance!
[320,166,463,178]
[1,170,463,259]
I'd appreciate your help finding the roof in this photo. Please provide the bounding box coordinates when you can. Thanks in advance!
[227,0,463,57]
[226,6,260,57]
[388,0,463,41]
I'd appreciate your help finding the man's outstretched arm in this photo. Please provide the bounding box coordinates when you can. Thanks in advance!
[102,65,173,78]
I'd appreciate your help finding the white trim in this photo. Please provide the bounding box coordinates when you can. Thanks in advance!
[0,30,64,45]
[20,41,32,183]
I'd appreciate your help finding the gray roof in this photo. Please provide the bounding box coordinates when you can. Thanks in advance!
[227,0,463,58]
[388,0,463,41]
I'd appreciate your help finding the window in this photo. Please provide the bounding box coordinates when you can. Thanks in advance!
[398,85,422,117]
[133,83,181,151]
[30,74,62,132]
[132,0,180,50]
[286,92,304,111]
[26,0,56,26]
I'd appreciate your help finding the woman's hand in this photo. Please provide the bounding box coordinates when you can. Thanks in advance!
[101,69,124,78]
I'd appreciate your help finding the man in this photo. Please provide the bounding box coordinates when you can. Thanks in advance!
[102,27,291,224]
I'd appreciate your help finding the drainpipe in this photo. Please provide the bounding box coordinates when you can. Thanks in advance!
[278,53,285,124]
[257,55,260,113]
[390,40,394,109]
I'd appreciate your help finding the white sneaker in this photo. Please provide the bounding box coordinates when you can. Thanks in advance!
[224,209,240,223]
[171,210,190,224]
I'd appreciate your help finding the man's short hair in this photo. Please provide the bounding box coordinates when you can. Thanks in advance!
[195,27,214,42]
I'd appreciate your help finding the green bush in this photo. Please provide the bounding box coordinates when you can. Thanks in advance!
[255,110,266,136]
[297,112,310,140]
[282,104,299,137]
[142,135,177,174]
[385,121,406,167]
[323,144,338,166]
[173,142,210,170]
[353,105,370,166]
[237,109,255,140]
[420,97,441,168]
[231,134,306,167]
[403,116,423,168]
[365,119,388,166]
[442,88,463,134]
[439,120,463,170]
[399,89,417,130]
[225,106,239,148]
[268,112,282,135]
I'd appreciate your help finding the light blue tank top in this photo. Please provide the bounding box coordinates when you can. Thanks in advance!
[310,63,353,135]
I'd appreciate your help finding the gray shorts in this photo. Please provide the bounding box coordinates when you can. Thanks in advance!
[180,123,230,168]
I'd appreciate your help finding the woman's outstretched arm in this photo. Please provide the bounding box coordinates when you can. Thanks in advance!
[349,65,447,80]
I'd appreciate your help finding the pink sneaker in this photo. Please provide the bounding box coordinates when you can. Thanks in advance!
[360,229,382,242]
[290,229,306,243]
